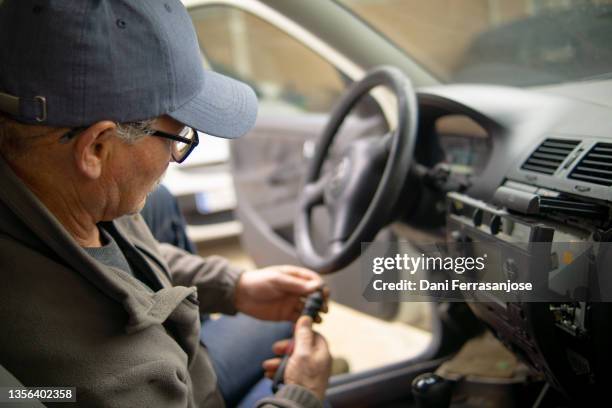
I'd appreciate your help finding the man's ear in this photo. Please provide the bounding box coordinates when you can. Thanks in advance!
[72,121,116,179]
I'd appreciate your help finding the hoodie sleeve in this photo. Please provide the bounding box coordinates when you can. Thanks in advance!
[255,384,323,408]
[158,243,244,315]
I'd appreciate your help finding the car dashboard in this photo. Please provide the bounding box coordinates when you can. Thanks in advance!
[404,79,612,401]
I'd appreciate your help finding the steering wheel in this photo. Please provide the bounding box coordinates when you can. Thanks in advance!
[295,66,418,273]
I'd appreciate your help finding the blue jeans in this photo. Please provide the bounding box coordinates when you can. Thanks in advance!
[236,378,278,408]
[142,185,293,405]
[201,314,292,406]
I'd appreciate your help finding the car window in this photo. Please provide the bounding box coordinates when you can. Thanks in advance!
[190,6,346,114]
[337,0,612,87]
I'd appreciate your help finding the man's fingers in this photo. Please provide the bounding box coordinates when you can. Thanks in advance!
[293,315,314,354]
[273,273,317,296]
[270,266,330,322]
[263,358,282,379]
[272,339,292,355]
[277,266,327,291]
[263,357,282,371]
[277,265,321,282]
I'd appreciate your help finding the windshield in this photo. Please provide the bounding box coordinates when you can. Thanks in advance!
[337,0,612,87]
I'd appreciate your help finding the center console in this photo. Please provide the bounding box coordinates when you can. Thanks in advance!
[444,179,612,404]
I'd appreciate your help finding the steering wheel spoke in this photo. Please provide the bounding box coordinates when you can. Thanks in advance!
[301,173,331,209]
[381,131,394,153]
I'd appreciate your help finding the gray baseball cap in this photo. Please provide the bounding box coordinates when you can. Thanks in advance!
[0,0,258,139]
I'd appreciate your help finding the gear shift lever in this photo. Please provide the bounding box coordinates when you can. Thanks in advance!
[412,373,454,408]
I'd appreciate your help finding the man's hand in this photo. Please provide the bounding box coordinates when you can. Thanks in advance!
[263,316,332,401]
[234,265,328,322]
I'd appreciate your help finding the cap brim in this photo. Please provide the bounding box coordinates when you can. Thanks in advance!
[168,70,258,139]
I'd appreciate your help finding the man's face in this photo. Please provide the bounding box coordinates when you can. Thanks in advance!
[108,116,185,216]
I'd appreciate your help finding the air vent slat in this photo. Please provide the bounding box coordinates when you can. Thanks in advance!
[538,196,608,219]
[574,166,612,176]
[522,164,556,174]
[531,152,568,161]
[569,142,612,186]
[570,173,612,184]
[525,158,561,168]
[542,141,579,149]
[585,153,612,160]
[539,204,602,216]
[581,159,612,167]
[521,138,578,176]
[537,147,575,155]
[539,198,600,209]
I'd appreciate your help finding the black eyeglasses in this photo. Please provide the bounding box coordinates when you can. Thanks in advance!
[59,124,200,164]
[151,127,199,164]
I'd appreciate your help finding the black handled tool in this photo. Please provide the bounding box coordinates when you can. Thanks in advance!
[271,289,325,392]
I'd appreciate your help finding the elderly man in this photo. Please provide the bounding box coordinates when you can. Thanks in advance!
[0,1,330,407]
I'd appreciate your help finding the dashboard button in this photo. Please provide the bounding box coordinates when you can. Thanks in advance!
[472,209,483,226]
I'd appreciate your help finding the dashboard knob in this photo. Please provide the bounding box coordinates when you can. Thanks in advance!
[412,373,453,408]
[472,209,483,227]
[490,215,502,235]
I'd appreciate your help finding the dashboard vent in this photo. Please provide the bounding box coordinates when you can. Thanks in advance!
[539,196,608,219]
[569,142,612,186]
[521,139,579,175]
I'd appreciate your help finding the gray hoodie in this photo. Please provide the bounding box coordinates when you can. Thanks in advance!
[0,156,321,408]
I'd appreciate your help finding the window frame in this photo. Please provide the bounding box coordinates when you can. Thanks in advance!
[185,0,397,126]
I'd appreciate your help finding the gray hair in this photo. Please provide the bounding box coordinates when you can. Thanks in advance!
[115,119,156,144]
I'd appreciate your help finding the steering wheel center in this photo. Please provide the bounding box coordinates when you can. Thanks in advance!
[327,157,351,200]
